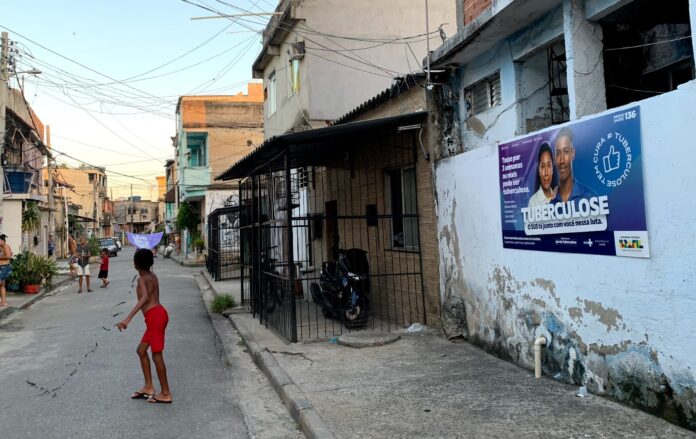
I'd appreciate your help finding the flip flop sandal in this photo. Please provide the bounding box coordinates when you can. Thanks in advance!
[147,396,173,404]
[131,391,152,400]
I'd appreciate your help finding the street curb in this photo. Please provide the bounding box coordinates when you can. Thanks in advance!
[195,274,335,439]
[200,270,245,312]
[169,254,205,267]
[227,313,336,439]
[0,275,73,320]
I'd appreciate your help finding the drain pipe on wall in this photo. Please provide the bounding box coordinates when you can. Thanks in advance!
[534,336,547,379]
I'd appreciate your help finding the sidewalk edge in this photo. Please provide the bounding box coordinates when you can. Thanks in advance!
[0,275,73,320]
[197,272,335,439]
[227,313,336,439]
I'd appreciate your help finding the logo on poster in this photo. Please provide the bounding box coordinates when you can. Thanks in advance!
[619,239,644,249]
[593,130,633,188]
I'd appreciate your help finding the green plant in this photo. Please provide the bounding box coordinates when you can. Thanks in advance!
[175,202,200,233]
[8,252,29,287]
[22,201,41,232]
[69,216,85,236]
[192,236,205,252]
[36,254,58,288]
[19,252,58,286]
[87,237,101,256]
[211,294,237,313]
[12,252,58,287]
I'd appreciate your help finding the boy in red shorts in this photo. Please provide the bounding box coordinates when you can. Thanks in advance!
[116,249,172,404]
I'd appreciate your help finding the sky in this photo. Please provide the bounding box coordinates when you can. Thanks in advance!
[2,0,275,200]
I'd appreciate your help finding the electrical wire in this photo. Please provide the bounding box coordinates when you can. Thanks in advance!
[604,35,692,52]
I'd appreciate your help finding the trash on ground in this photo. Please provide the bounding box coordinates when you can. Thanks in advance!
[407,323,424,333]
[577,386,589,397]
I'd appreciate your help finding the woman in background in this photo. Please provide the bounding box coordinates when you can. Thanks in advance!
[0,234,14,307]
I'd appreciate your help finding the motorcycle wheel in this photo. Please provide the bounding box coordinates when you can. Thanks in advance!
[343,305,367,329]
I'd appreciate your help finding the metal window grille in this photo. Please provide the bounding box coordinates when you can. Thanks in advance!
[465,71,501,115]
[235,133,428,343]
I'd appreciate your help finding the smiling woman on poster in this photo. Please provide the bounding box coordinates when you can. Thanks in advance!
[527,142,558,209]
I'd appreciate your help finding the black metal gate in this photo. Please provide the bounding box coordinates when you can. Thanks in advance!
[207,205,241,281]
[238,130,428,342]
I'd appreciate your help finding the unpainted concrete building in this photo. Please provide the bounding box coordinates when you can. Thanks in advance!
[173,83,264,249]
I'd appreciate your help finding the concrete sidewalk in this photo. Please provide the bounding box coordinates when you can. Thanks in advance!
[204,277,695,438]
[169,251,205,267]
[0,274,72,320]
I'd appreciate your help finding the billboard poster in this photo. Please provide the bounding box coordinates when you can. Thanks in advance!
[498,106,649,258]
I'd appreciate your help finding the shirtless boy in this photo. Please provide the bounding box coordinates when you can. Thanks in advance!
[116,249,172,404]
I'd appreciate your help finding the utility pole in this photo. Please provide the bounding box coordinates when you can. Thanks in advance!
[62,186,69,258]
[46,125,55,244]
[110,187,114,237]
[130,184,134,235]
[0,32,10,234]
[92,173,97,238]
[425,0,431,87]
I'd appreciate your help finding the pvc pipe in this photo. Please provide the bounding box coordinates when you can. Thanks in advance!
[534,336,547,379]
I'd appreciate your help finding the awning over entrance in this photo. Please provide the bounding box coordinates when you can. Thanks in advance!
[69,214,97,223]
[164,187,176,203]
[215,111,427,181]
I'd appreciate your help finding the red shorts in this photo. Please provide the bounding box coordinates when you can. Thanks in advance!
[141,305,169,353]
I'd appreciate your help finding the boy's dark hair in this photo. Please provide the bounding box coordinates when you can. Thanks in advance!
[134,248,154,270]
[101,248,109,254]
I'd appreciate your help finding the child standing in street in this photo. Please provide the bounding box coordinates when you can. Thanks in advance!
[98,249,110,288]
[116,249,172,404]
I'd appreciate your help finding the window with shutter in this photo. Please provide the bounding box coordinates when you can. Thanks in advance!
[464,71,501,116]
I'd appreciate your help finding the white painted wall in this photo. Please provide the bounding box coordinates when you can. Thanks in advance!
[436,80,696,416]
[203,188,238,249]
[260,0,456,138]
[1,200,22,254]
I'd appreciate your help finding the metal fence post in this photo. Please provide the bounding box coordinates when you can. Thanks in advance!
[285,149,297,342]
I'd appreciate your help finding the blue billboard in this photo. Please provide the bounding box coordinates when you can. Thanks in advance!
[498,106,649,257]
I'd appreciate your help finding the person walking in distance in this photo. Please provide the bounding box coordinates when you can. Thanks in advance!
[48,234,56,259]
[75,236,93,293]
[116,249,172,404]
[0,235,13,307]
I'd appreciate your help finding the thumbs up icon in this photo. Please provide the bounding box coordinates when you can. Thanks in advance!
[603,144,621,173]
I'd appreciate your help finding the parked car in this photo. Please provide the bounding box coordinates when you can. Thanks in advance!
[99,238,119,256]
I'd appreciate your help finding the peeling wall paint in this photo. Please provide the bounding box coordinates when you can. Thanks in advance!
[434,80,696,430]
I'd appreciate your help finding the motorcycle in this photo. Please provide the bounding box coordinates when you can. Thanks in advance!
[251,246,284,315]
[162,243,175,259]
[310,248,370,329]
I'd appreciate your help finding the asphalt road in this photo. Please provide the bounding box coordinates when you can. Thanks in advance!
[0,247,248,439]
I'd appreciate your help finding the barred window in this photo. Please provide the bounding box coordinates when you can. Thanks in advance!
[464,71,501,116]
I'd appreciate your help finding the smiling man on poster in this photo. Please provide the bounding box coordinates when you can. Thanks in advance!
[552,127,596,203]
